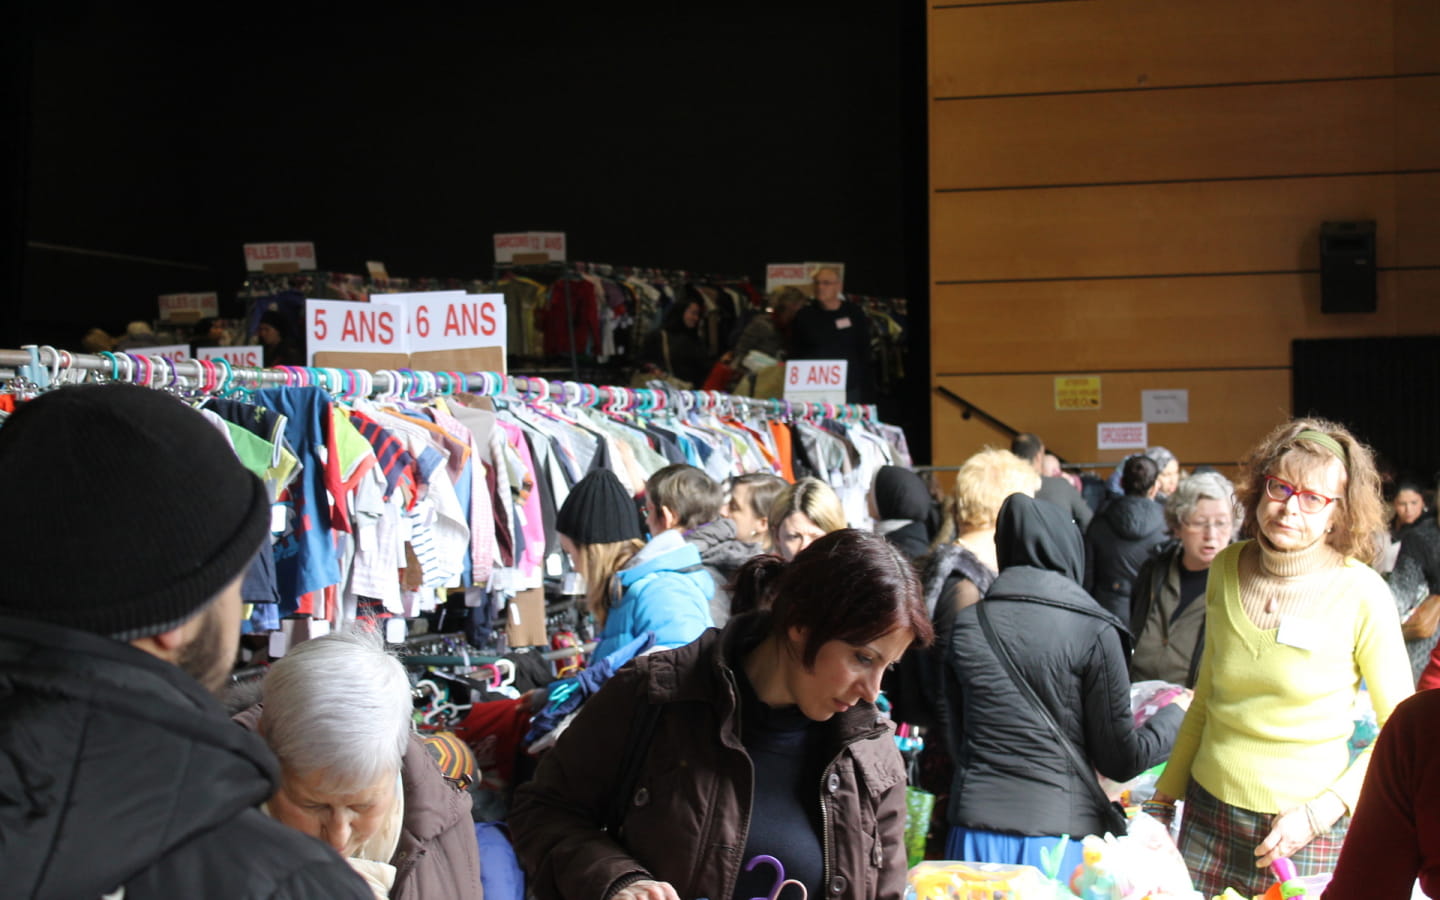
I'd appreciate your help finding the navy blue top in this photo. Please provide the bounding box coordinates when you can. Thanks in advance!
[732,660,824,900]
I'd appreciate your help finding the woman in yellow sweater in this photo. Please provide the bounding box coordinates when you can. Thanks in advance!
[1147,419,1412,897]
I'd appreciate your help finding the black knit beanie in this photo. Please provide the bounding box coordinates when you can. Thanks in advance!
[556,469,643,545]
[0,383,270,639]
[873,465,933,521]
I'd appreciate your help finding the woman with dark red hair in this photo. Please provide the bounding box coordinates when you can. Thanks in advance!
[510,529,932,900]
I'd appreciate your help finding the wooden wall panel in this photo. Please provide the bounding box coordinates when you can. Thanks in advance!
[926,0,1440,468]
[930,270,1440,374]
[932,78,1440,191]
[1399,77,1440,170]
[1396,0,1440,73]
[930,174,1440,283]
[931,0,1398,98]
[932,369,1291,470]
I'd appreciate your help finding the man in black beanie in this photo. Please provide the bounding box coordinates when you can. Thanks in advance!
[0,383,368,899]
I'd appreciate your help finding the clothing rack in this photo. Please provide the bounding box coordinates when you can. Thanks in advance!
[0,344,881,423]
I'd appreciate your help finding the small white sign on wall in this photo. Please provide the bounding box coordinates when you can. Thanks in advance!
[1097,421,1148,450]
[1142,389,1189,424]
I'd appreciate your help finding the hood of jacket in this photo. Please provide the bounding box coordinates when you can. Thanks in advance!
[921,542,998,618]
[1097,494,1166,541]
[0,616,281,898]
[686,518,761,577]
[617,534,706,589]
[996,493,1085,583]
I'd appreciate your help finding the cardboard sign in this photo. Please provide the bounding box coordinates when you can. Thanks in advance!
[1142,389,1189,423]
[1055,375,1102,411]
[493,231,567,264]
[244,241,317,273]
[765,263,810,293]
[1097,422,1149,450]
[158,292,218,320]
[306,299,406,363]
[365,260,390,280]
[505,588,548,647]
[138,344,191,361]
[198,345,264,368]
[785,359,848,404]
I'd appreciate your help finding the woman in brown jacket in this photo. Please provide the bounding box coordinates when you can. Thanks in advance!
[510,529,933,900]
[237,631,483,900]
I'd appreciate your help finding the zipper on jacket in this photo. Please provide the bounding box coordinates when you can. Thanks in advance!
[818,767,833,894]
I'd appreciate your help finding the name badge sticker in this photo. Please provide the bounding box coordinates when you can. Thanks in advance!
[1276,616,1322,651]
[835,317,852,329]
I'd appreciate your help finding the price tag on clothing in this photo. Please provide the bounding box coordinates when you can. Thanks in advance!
[1277,616,1323,651]
[384,617,407,644]
[561,571,586,596]
[268,631,289,658]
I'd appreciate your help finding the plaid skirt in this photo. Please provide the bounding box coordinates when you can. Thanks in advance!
[1179,781,1348,897]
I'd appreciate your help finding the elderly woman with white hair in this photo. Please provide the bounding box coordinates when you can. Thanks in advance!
[1128,471,1238,688]
[235,631,482,900]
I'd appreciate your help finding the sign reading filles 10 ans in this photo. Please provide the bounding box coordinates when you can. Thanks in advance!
[243,242,317,272]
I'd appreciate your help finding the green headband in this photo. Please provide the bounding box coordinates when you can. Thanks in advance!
[1296,429,1349,472]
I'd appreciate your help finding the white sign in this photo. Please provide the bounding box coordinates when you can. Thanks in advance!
[198,345,264,369]
[158,292,218,320]
[386,291,507,352]
[1097,422,1149,450]
[1142,389,1190,424]
[785,359,848,404]
[306,299,406,362]
[493,231,567,263]
[766,263,810,293]
[138,344,191,361]
[244,241,317,272]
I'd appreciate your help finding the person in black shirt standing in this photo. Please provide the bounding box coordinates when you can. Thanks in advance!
[788,267,874,403]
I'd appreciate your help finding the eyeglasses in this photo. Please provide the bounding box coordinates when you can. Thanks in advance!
[1264,475,1341,514]
[1181,517,1232,534]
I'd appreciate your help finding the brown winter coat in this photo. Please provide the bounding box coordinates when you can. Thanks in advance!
[509,617,909,900]
[234,705,483,900]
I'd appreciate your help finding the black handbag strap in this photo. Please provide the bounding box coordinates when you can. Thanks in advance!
[976,601,1119,822]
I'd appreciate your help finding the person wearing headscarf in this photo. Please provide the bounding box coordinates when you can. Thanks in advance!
[869,465,937,559]
[942,493,1186,877]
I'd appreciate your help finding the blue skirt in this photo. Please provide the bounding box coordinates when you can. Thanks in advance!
[945,826,1087,882]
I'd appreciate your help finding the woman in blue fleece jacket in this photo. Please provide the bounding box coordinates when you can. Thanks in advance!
[556,468,714,661]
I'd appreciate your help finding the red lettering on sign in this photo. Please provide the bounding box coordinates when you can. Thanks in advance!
[378,311,395,344]
[480,301,496,335]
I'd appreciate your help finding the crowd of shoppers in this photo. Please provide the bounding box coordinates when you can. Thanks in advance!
[2,379,1431,899]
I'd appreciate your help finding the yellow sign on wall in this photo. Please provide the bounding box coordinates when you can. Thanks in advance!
[1055,375,1102,410]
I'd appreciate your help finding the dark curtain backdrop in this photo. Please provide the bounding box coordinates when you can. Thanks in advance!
[7,2,930,454]
[1293,337,1440,488]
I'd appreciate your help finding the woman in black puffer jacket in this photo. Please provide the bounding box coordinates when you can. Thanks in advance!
[945,493,1186,877]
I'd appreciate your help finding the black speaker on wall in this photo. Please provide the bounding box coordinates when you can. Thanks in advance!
[1319,220,1376,314]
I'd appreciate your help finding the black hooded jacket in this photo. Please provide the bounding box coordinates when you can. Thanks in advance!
[0,616,370,900]
[1084,494,1168,621]
[944,494,1182,840]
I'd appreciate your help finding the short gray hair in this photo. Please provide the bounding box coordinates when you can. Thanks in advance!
[1164,471,1238,533]
[259,630,412,794]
